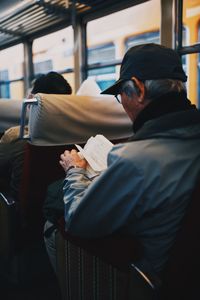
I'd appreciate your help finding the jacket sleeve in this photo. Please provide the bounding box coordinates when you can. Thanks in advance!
[63,147,144,238]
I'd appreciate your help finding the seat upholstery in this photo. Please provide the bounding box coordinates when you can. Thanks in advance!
[56,221,155,300]
[28,93,133,145]
[19,142,67,240]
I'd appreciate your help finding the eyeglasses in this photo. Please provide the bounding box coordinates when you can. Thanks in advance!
[114,94,122,104]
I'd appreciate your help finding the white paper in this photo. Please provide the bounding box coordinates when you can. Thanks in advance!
[75,134,113,172]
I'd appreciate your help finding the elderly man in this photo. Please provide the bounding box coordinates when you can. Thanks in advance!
[47,43,200,286]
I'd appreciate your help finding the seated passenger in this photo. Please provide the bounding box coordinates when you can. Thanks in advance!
[0,72,72,198]
[45,44,200,288]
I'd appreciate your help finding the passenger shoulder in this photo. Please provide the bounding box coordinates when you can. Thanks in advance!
[0,126,20,143]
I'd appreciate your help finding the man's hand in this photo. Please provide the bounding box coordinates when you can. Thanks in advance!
[59,149,87,173]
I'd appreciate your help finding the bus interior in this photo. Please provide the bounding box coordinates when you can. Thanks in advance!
[0,0,200,299]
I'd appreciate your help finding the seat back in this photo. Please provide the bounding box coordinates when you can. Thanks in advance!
[160,179,200,300]
[19,143,67,240]
[23,93,132,145]
[56,222,155,300]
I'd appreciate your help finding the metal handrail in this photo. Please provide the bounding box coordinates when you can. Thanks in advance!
[19,97,38,139]
[0,192,15,206]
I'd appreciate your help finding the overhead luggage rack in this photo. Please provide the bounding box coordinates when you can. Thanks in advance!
[0,0,70,50]
[0,0,141,50]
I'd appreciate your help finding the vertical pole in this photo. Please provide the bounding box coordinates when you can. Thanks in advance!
[72,0,87,92]
[174,0,183,51]
[160,0,174,48]
[23,40,34,97]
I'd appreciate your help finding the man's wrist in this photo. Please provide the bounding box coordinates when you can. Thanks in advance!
[65,165,76,173]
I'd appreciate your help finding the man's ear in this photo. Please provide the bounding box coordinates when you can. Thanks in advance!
[131,77,145,102]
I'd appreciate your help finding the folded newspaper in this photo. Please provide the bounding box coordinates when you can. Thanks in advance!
[75,134,113,174]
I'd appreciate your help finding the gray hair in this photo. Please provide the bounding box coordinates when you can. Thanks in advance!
[144,79,186,100]
[121,79,186,101]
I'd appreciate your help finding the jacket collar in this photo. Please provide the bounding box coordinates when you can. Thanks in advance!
[133,91,196,134]
[128,92,200,141]
[131,109,200,141]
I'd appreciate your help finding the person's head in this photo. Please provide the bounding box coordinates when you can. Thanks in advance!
[101,43,187,122]
[31,71,72,95]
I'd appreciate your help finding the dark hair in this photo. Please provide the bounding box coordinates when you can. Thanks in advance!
[31,71,72,95]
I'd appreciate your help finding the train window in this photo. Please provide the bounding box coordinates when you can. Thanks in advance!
[198,26,200,108]
[87,0,160,90]
[125,31,159,50]
[183,0,200,47]
[181,27,187,73]
[88,66,116,91]
[88,43,115,65]
[182,26,188,47]
[0,44,24,99]
[62,72,75,93]
[34,60,53,75]
[33,26,74,90]
[182,53,199,107]
[125,27,186,49]
[88,43,116,90]
[0,70,9,98]
[180,0,200,106]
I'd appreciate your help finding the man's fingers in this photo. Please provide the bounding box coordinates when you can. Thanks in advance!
[71,149,77,153]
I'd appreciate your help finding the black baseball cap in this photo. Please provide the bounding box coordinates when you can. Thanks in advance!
[101,43,187,95]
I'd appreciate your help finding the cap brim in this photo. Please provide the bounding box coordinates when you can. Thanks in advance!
[101,79,124,95]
